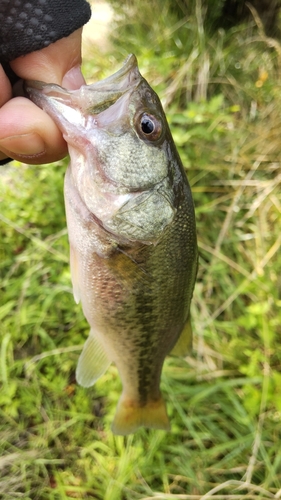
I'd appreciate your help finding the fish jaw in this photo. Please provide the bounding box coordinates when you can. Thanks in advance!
[25,54,142,115]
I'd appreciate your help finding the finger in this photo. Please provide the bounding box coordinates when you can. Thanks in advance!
[10,28,85,89]
[0,66,16,161]
[0,152,9,162]
[0,65,13,106]
[0,97,68,164]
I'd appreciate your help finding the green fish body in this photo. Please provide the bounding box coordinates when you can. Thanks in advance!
[26,55,198,435]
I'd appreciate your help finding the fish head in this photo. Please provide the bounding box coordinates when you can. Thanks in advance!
[25,54,177,244]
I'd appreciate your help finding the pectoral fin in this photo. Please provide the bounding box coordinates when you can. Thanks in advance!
[76,329,111,387]
[170,316,192,357]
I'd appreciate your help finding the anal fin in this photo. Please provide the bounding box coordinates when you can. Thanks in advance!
[76,329,111,387]
[111,394,170,435]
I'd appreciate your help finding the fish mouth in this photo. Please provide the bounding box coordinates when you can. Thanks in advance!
[25,54,141,115]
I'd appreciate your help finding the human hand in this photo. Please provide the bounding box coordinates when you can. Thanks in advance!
[0,28,85,165]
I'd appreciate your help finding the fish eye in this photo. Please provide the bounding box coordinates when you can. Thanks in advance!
[136,112,163,141]
[141,116,155,134]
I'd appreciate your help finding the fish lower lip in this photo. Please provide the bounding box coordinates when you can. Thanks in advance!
[25,54,142,116]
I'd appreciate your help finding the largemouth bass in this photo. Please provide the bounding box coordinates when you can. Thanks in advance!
[26,54,198,435]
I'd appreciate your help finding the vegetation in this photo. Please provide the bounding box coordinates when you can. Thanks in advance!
[1,0,281,498]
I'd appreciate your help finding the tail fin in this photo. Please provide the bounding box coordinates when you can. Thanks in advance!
[111,394,170,435]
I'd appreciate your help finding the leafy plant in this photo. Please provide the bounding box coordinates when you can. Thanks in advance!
[1,1,281,498]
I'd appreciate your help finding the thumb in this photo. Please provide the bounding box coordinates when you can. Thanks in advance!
[0,28,85,165]
[9,28,85,90]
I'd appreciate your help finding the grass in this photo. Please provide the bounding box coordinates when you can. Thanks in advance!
[1,0,281,498]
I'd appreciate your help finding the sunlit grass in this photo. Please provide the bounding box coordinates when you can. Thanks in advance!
[1,1,281,498]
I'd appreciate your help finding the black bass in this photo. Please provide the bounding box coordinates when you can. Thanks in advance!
[26,54,198,435]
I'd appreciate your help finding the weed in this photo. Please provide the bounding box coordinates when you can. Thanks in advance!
[1,1,281,498]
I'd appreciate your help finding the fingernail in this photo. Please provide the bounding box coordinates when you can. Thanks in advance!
[62,66,86,90]
[0,133,46,156]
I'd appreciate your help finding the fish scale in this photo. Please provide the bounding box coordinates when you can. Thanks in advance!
[26,54,198,435]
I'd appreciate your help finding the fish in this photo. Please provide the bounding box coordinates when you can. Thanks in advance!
[25,54,198,435]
